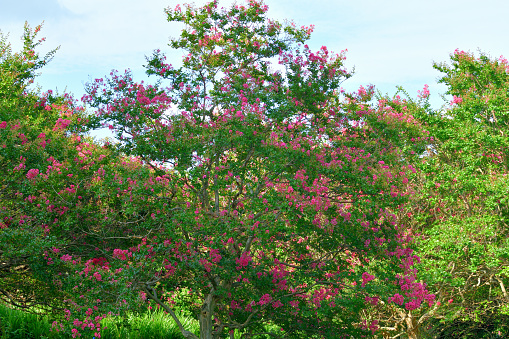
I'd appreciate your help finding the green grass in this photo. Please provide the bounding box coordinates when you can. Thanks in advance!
[0,302,59,339]
[0,301,285,339]
[0,302,200,339]
[98,307,200,339]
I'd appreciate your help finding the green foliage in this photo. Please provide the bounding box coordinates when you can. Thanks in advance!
[410,50,509,334]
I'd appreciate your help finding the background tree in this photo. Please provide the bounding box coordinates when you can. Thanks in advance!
[408,50,509,338]
[335,86,438,339]
[0,22,73,315]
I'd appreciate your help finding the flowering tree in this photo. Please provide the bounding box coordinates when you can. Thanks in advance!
[406,50,509,337]
[0,23,148,331]
[325,85,443,339]
[0,22,76,314]
[1,2,436,338]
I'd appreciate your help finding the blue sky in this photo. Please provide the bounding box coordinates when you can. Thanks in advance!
[2,0,508,140]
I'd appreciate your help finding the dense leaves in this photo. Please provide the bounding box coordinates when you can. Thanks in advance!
[410,50,509,336]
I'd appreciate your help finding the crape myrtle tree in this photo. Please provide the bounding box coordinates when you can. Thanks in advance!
[406,50,509,338]
[363,51,509,338]
[79,1,435,337]
[0,23,150,325]
[0,22,82,314]
[339,86,448,339]
[0,22,166,329]
[1,2,437,339]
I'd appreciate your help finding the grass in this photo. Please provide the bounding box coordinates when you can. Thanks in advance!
[0,302,58,339]
[0,302,200,339]
[98,307,200,339]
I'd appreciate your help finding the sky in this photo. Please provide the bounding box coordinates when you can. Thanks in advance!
[2,0,508,140]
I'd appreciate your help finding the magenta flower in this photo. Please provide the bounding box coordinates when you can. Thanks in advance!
[0,121,6,129]
[361,272,375,287]
[417,84,430,99]
[92,257,110,268]
[389,293,405,305]
[235,253,252,268]
[258,294,272,305]
[272,300,283,309]
[26,168,40,180]
[405,299,421,310]
[112,249,129,260]
[53,118,72,131]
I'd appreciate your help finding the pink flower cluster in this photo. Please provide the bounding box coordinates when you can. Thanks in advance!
[26,168,39,180]
[451,95,463,105]
[361,272,375,287]
[112,249,131,260]
[417,84,430,99]
[53,118,72,131]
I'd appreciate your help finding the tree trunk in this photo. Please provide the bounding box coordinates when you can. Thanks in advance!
[200,292,216,339]
[405,311,420,339]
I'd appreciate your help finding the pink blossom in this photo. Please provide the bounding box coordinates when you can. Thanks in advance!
[342,212,351,221]
[92,257,109,267]
[454,48,466,56]
[164,263,176,275]
[199,258,212,272]
[139,291,147,301]
[405,299,421,310]
[0,121,6,129]
[53,118,72,131]
[71,328,81,338]
[272,300,283,308]
[417,84,430,99]
[64,309,71,320]
[210,249,222,263]
[235,253,252,268]
[112,249,129,260]
[93,272,102,281]
[61,254,72,262]
[258,294,272,305]
[451,95,463,105]
[26,169,40,180]
[369,320,379,334]
[289,300,299,308]
[365,296,379,305]
[389,293,404,305]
